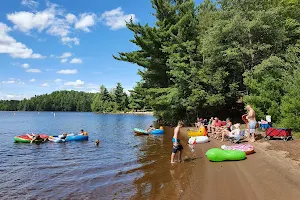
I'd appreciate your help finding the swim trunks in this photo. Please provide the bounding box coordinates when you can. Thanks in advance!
[172,138,183,153]
[249,120,257,133]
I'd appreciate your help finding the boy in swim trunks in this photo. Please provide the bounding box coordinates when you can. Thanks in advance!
[171,120,184,163]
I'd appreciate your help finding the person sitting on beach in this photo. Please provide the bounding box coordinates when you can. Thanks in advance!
[207,117,214,133]
[213,117,222,139]
[195,118,202,129]
[220,123,239,142]
[171,120,184,164]
[146,125,155,133]
[80,129,88,136]
[219,118,232,140]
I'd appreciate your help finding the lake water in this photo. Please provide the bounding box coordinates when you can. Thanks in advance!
[0,112,194,200]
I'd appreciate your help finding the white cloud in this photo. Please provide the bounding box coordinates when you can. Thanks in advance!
[100,7,136,30]
[0,92,31,100]
[64,79,85,88]
[29,78,36,82]
[41,83,49,87]
[60,58,68,63]
[7,5,55,32]
[0,22,44,59]
[60,52,72,58]
[54,78,62,83]
[70,58,82,64]
[87,89,99,93]
[19,81,26,85]
[75,13,96,32]
[46,18,70,37]
[57,69,77,74]
[26,68,41,73]
[2,80,16,84]
[21,0,39,9]
[61,36,79,46]
[22,63,30,68]
[7,3,82,46]
[66,13,77,24]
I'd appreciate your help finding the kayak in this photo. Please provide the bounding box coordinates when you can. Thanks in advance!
[14,134,48,143]
[134,128,149,135]
[221,144,255,155]
[150,129,164,135]
[188,127,207,137]
[188,136,209,144]
[48,136,66,143]
[206,148,246,162]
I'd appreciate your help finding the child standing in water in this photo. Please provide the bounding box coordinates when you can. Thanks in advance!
[171,121,184,163]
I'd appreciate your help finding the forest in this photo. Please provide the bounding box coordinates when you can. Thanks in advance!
[0,83,150,113]
[114,0,300,129]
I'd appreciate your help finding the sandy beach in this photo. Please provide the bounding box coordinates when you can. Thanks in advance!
[156,127,300,200]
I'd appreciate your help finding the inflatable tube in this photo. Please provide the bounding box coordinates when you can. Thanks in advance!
[55,134,88,141]
[188,136,209,144]
[188,127,207,137]
[221,144,255,155]
[206,148,246,162]
[134,128,149,135]
[48,136,66,143]
[150,129,164,135]
[14,134,48,143]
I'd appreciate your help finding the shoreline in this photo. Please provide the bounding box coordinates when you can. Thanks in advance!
[162,126,300,200]
[0,110,154,115]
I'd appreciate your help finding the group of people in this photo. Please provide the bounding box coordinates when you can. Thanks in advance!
[170,105,257,163]
[26,129,88,143]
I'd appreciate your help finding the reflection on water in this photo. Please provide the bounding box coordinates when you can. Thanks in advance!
[0,112,196,200]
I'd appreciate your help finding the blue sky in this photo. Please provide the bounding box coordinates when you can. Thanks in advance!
[0,0,203,100]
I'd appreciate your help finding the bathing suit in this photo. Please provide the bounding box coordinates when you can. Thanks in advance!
[249,120,257,133]
[172,138,183,153]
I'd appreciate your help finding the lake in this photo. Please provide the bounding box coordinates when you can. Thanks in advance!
[0,112,194,200]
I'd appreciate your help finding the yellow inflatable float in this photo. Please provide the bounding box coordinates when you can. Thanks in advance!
[188,126,207,137]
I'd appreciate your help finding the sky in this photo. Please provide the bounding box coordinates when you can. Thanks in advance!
[0,0,203,100]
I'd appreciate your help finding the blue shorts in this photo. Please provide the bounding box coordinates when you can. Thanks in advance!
[249,121,257,133]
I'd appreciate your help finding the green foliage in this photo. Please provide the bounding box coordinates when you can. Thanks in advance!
[115,0,300,127]
[0,91,94,111]
[91,83,136,113]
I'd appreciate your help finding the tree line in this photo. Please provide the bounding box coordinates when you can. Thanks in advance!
[114,0,300,130]
[0,83,151,113]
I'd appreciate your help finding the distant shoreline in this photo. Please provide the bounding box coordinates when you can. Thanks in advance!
[94,111,154,115]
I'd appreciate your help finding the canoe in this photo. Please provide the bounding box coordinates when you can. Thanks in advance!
[188,127,207,137]
[150,129,164,135]
[134,128,149,135]
[206,148,246,162]
[48,136,66,143]
[221,144,255,155]
[14,134,48,143]
[188,136,209,144]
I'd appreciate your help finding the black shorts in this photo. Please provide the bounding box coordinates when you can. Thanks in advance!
[172,144,183,153]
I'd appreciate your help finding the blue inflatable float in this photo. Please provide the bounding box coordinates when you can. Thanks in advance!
[150,129,164,135]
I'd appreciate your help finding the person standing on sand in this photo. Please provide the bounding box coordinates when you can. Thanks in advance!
[246,105,256,142]
[171,121,184,164]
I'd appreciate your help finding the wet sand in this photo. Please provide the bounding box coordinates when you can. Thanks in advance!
[128,126,300,200]
[177,128,300,200]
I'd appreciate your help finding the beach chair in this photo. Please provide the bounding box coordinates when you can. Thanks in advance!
[228,130,248,144]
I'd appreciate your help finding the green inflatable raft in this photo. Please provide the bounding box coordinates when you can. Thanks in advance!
[206,148,246,162]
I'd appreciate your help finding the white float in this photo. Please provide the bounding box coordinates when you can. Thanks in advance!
[188,136,209,144]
